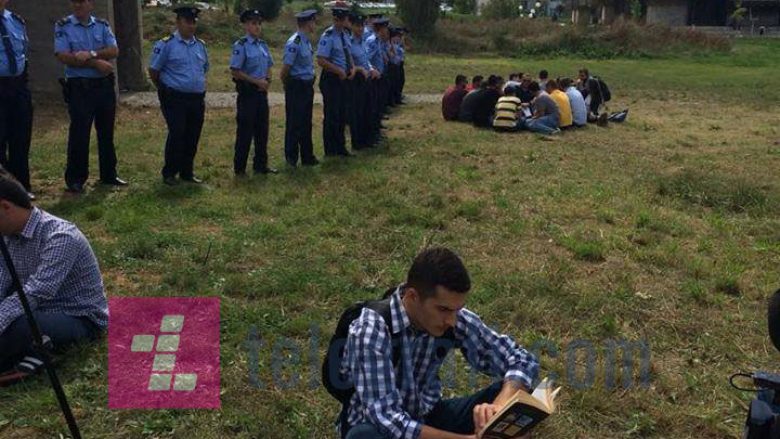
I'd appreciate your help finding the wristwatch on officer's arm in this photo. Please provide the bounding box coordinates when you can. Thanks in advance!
[89,50,98,60]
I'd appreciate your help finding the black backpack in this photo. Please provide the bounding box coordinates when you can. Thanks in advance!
[321,286,456,406]
[594,76,612,102]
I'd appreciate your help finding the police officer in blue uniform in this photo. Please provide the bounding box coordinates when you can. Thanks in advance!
[0,1,33,198]
[365,18,390,146]
[281,10,318,168]
[230,9,276,177]
[55,0,126,194]
[317,5,354,158]
[149,6,209,186]
[346,13,377,151]
[389,27,405,106]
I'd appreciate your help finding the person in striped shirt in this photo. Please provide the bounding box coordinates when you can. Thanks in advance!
[339,247,539,439]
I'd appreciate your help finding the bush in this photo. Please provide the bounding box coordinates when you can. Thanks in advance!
[481,0,520,20]
[246,0,284,21]
[396,0,440,35]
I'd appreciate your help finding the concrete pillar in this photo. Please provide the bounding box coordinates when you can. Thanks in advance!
[600,5,616,24]
[573,6,592,25]
[646,0,688,26]
[113,0,147,91]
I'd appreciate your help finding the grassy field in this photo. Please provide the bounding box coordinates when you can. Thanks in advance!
[1,37,780,438]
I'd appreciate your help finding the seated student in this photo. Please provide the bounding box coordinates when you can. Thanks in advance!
[465,75,483,92]
[493,89,523,132]
[522,81,561,135]
[469,75,504,128]
[560,77,587,127]
[0,170,107,383]
[546,79,573,129]
[538,69,549,90]
[577,67,606,121]
[337,247,539,439]
[518,75,535,104]
[502,72,522,95]
[442,75,469,121]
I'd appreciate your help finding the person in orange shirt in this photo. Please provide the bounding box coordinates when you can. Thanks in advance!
[546,80,573,128]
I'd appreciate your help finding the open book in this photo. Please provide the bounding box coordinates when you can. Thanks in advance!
[479,378,561,439]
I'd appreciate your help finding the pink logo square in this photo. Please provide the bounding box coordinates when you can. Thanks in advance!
[108,297,220,409]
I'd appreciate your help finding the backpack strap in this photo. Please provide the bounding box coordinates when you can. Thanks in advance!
[364,298,402,368]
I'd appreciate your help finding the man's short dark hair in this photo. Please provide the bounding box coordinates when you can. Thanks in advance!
[472,75,484,85]
[539,70,549,80]
[545,79,558,91]
[528,81,540,93]
[559,77,573,89]
[0,169,32,209]
[486,75,502,88]
[579,68,589,77]
[406,247,471,299]
[455,74,467,86]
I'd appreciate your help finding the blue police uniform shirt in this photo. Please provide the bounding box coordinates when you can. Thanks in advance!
[365,34,385,74]
[349,33,372,71]
[396,42,405,62]
[0,10,27,77]
[363,25,374,39]
[283,31,314,81]
[54,15,117,79]
[390,42,403,65]
[149,31,209,94]
[229,35,273,80]
[316,26,350,71]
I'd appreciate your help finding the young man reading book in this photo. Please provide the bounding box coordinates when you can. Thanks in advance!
[338,247,539,439]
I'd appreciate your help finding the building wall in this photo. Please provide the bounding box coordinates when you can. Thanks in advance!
[11,0,145,95]
[646,0,687,26]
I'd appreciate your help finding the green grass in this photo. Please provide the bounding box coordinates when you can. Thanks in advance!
[1,39,780,438]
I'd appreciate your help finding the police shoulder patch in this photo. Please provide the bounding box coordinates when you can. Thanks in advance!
[10,12,26,26]
[293,35,301,44]
[238,37,248,45]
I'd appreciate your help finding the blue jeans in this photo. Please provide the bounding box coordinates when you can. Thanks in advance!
[345,381,503,438]
[0,312,100,371]
[524,115,559,135]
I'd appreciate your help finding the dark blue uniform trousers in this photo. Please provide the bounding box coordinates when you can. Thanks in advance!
[65,77,118,186]
[159,87,205,179]
[283,78,316,166]
[319,71,349,156]
[234,86,269,173]
[0,78,32,190]
[347,74,371,150]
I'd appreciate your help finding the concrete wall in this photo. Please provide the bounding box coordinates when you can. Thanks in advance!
[646,0,688,26]
[11,0,145,95]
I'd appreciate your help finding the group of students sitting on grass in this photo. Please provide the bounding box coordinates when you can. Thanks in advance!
[442,68,627,135]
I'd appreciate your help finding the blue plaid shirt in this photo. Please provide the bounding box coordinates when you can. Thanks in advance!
[0,208,107,334]
[340,286,539,439]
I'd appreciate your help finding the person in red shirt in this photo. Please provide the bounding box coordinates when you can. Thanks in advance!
[441,74,468,121]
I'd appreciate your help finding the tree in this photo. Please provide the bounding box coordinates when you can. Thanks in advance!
[246,0,284,20]
[454,0,478,14]
[396,0,440,35]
